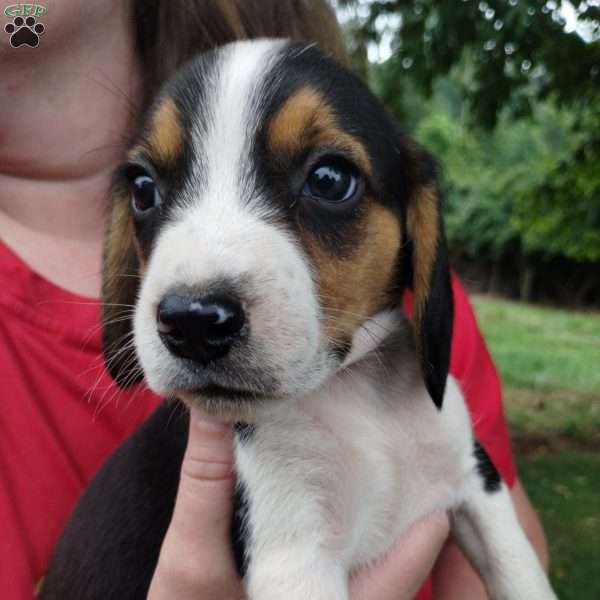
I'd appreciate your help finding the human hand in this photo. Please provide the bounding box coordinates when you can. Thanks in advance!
[148,411,244,600]
[148,411,450,600]
[350,512,450,600]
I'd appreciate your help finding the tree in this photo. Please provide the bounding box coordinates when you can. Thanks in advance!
[339,0,599,126]
[338,0,600,300]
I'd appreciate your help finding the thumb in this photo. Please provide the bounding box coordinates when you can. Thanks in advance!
[171,410,237,544]
[149,410,242,600]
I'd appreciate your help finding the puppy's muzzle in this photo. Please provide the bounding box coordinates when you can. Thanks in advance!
[157,292,247,364]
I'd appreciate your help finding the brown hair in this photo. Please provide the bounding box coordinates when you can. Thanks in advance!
[132,0,349,108]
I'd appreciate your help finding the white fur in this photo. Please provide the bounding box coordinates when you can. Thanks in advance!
[134,41,333,406]
[236,372,556,600]
[340,309,400,369]
[134,40,557,600]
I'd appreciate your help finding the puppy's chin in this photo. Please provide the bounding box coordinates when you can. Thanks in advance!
[174,387,268,423]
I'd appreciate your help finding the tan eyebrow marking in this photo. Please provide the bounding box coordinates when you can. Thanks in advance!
[268,86,372,176]
[130,97,183,165]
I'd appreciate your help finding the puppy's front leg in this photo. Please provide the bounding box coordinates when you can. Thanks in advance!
[246,547,347,600]
[452,448,557,600]
[236,434,351,600]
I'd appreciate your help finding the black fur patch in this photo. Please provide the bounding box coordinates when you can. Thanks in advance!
[473,440,502,493]
[118,49,221,262]
[254,43,412,253]
[330,338,352,363]
[42,402,249,599]
[232,480,250,575]
[419,219,453,410]
[234,422,256,443]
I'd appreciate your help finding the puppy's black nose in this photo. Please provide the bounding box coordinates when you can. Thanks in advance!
[157,293,246,363]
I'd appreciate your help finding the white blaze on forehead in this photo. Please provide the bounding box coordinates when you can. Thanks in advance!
[193,39,285,217]
[135,40,330,399]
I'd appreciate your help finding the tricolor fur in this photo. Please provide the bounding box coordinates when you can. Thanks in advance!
[44,40,557,600]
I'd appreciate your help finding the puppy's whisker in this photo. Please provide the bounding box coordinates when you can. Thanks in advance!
[35,299,101,308]
[103,271,143,284]
[326,318,395,339]
[93,352,142,419]
[105,363,144,412]
[318,303,398,331]
[84,332,136,384]
[80,312,136,348]
[122,380,151,414]
[82,142,132,159]
[98,329,136,360]
[323,311,396,338]
[111,273,143,281]
[79,335,136,378]
[99,303,137,309]
[83,334,135,403]
[102,338,137,373]
[85,71,139,121]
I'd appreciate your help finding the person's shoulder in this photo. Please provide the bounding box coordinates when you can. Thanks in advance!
[447,275,518,487]
[449,274,483,373]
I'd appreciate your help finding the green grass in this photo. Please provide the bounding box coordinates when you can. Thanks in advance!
[472,296,600,599]
[472,296,600,441]
[472,296,600,394]
[518,452,600,600]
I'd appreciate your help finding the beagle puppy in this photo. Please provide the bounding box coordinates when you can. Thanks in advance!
[43,40,557,600]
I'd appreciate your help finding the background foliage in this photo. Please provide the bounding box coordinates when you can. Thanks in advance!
[334,3,600,595]
[472,295,600,599]
[337,0,600,305]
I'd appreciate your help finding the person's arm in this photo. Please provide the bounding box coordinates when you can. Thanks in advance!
[431,479,549,599]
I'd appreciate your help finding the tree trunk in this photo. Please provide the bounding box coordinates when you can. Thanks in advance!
[520,263,535,302]
[488,261,503,295]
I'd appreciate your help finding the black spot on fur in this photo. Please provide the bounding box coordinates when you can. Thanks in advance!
[331,338,352,363]
[232,480,250,576]
[234,422,256,443]
[474,440,502,493]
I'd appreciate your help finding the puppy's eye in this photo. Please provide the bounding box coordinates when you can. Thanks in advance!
[126,167,161,216]
[302,161,359,204]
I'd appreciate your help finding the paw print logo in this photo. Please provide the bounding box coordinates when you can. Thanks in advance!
[4,15,45,48]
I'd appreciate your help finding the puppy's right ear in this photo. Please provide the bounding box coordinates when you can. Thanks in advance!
[403,144,454,409]
[101,191,143,387]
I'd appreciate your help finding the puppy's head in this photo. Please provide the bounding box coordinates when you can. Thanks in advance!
[103,40,452,419]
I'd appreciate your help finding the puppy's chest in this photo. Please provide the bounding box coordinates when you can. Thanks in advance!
[234,373,466,565]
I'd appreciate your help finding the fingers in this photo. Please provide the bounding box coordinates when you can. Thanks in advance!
[148,410,244,600]
[350,511,450,600]
[149,410,449,600]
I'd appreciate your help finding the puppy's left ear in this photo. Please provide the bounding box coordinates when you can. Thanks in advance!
[101,191,144,387]
[405,144,453,409]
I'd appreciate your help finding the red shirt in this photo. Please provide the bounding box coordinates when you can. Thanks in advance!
[0,240,515,599]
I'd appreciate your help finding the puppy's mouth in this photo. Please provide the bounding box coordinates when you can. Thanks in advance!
[173,383,269,406]
[172,383,271,421]
[190,384,265,401]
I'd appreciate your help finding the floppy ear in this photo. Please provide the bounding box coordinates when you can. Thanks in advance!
[101,191,143,387]
[405,147,454,409]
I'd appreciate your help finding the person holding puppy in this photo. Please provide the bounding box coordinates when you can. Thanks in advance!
[0,1,547,598]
